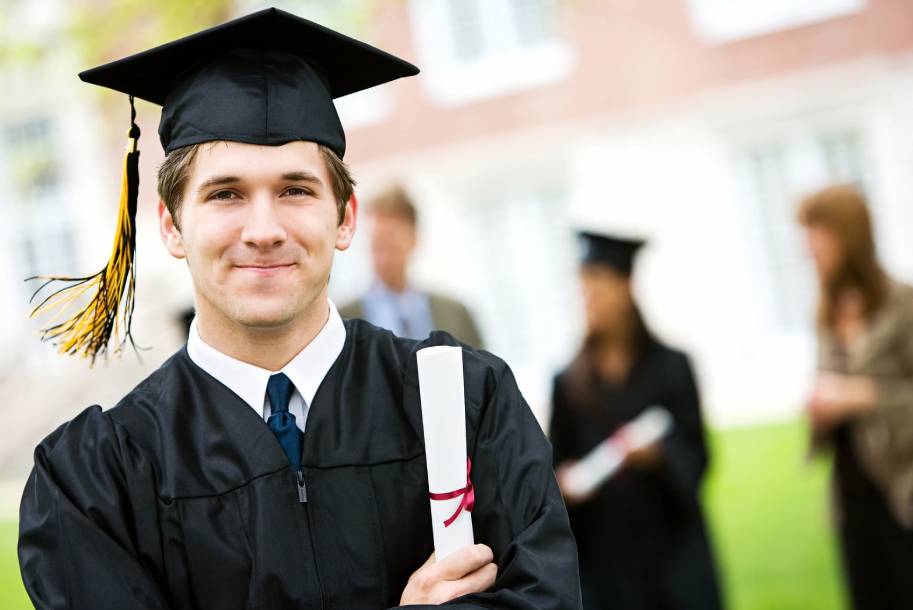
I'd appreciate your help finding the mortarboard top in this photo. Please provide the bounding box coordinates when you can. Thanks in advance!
[577,231,646,276]
[29,7,419,362]
[79,6,419,157]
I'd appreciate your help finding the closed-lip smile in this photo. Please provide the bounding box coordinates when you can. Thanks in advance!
[234,263,295,274]
[236,263,294,268]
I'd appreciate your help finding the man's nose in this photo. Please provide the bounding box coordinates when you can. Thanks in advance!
[241,194,287,248]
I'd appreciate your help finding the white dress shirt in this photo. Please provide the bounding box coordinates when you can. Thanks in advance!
[186,300,347,433]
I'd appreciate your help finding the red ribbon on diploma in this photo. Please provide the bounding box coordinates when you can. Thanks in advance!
[611,428,635,455]
[428,458,475,527]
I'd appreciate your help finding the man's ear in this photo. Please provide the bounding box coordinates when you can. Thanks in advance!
[159,200,186,259]
[336,193,358,251]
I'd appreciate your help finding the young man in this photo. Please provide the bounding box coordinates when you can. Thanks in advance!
[339,184,484,348]
[17,8,580,610]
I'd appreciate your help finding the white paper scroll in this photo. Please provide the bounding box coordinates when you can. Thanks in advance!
[417,346,475,560]
[562,406,673,498]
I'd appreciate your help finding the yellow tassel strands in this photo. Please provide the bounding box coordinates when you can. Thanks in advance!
[28,97,141,363]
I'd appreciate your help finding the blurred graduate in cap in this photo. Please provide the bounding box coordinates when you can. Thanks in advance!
[549,231,722,610]
[17,8,581,609]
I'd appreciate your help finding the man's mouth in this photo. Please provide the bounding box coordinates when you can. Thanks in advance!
[234,263,296,276]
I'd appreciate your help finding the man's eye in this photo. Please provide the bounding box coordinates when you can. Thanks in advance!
[209,190,239,201]
[284,186,313,197]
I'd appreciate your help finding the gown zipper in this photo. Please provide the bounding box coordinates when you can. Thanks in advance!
[296,429,323,607]
[296,469,308,503]
[296,466,325,609]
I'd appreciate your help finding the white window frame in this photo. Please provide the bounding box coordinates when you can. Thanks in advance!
[0,116,77,298]
[731,124,871,331]
[687,0,867,44]
[408,0,575,106]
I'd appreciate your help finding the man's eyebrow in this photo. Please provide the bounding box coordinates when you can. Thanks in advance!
[281,171,323,186]
[195,171,324,195]
[196,175,241,194]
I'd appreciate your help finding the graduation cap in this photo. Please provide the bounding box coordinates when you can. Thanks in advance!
[28,7,419,362]
[577,231,646,276]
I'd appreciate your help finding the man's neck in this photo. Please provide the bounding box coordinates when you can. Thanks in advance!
[194,295,331,371]
[378,274,408,294]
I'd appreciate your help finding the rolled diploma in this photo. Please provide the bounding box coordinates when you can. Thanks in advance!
[562,406,673,498]
[417,346,475,560]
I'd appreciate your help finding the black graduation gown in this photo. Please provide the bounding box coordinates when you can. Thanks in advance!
[18,320,581,610]
[549,337,722,610]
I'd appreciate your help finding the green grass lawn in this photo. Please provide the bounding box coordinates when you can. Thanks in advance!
[0,520,27,609]
[0,419,846,609]
[704,420,846,610]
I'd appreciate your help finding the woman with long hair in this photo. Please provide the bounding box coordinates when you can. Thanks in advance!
[549,231,721,610]
[800,184,913,608]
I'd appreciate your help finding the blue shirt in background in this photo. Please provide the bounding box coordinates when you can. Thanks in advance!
[361,281,435,340]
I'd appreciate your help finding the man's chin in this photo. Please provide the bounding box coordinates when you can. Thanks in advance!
[207,287,324,331]
[229,305,299,331]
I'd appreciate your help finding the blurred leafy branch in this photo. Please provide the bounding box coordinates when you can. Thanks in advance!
[0,0,394,150]
[0,2,222,65]
[1,0,391,70]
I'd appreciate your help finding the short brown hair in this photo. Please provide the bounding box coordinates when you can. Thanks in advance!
[157,142,356,229]
[366,183,417,227]
[797,183,887,328]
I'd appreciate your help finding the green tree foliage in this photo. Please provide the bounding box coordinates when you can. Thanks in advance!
[1,0,392,68]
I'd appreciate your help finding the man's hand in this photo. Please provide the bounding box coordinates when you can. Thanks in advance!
[399,544,498,605]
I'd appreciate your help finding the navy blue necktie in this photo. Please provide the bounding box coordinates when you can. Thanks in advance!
[266,373,302,471]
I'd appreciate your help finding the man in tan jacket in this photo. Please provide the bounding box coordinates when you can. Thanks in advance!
[339,184,484,348]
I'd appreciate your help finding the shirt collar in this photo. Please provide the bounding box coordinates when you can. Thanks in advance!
[369,279,421,305]
[187,300,347,412]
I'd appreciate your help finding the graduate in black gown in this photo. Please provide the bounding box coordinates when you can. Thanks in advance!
[18,8,581,609]
[550,232,722,610]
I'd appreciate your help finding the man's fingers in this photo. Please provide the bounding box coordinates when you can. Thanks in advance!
[445,561,498,599]
[460,563,498,595]
[433,544,494,581]
[400,546,497,605]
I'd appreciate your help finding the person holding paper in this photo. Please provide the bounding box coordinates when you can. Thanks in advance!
[800,185,913,609]
[549,231,721,610]
[17,9,581,609]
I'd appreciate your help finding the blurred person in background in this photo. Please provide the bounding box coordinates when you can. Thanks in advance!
[339,184,484,347]
[800,184,913,609]
[549,231,722,610]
